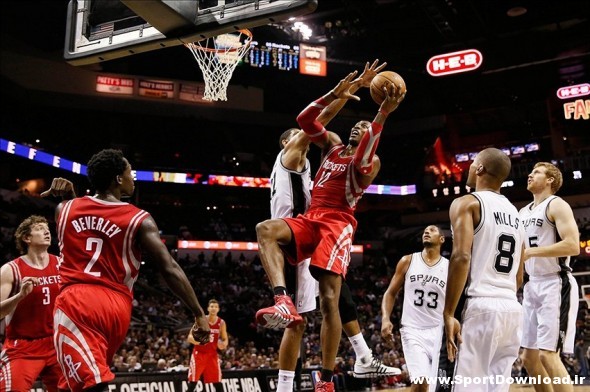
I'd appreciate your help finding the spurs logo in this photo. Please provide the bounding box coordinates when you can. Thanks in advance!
[64,354,82,382]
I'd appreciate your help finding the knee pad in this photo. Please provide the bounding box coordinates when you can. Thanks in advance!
[338,282,358,324]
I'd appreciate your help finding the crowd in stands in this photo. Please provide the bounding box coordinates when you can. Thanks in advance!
[1,188,589,388]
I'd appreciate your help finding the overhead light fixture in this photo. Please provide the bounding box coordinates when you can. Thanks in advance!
[507,6,527,17]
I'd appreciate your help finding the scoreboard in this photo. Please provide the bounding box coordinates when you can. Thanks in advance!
[245,41,299,71]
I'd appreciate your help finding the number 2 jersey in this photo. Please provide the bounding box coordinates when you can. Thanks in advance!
[3,254,61,340]
[56,196,150,300]
[465,191,524,300]
[401,252,449,329]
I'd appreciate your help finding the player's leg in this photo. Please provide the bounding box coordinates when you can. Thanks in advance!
[338,282,399,378]
[0,356,46,392]
[400,326,441,392]
[202,354,222,392]
[188,349,203,392]
[536,275,577,392]
[256,217,314,329]
[278,259,315,392]
[488,303,523,392]
[312,267,342,390]
[40,339,66,392]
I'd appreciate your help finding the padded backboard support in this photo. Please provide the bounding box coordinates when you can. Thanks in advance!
[64,0,318,65]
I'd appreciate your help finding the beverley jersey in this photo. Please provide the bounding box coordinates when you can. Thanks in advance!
[401,252,449,329]
[309,145,367,215]
[193,317,224,355]
[270,151,312,219]
[465,191,524,300]
[520,196,571,277]
[4,254,61,340]
[57,196,150,299]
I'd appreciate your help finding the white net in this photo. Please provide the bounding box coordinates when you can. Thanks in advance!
[185,30,252,101]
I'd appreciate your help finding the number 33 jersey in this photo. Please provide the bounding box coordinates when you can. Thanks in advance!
[467,191,525,300]
[402,253,449,329]
[57,196,150,299]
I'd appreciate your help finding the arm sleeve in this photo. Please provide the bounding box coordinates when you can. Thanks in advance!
[353,122,383,174]
[296,97,330,144]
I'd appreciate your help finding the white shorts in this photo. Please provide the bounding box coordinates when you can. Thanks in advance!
[453,297,523,392]
[521,273,579,354]
[295,258,319,313]
[400,325,443,381]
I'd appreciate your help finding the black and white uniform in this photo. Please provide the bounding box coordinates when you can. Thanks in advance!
[453,191,524,392]
[270,150,316,313]
[400,252,448,385]
[520,196,579,354]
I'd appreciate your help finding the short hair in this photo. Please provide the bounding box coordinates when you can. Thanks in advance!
[87,149,127,192]
[278,128,299,149]
[478,148,511,182]
[534,162,563,193]
[15,215,48,254]
[208,299,219,306]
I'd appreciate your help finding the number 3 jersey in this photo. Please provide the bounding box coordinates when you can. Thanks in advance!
[3,254,60,340]
[57,196,150,300]
[467,191,524,300]
[402,252,449,329]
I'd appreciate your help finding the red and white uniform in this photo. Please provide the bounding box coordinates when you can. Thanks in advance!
[54,196,149,391]
[188,317,224,383]
[0,254,62,392]
[282,145,367,277]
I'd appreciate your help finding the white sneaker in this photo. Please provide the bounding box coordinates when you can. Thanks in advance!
[353,354,401,378]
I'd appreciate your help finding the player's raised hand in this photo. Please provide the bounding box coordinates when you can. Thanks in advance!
[379,82,406,115]
[381,319,395,348]
[40,177,76,199]
[191,316,211,345]
[444,315,462,362]
[356,59,387,88]
[19,276,39,298]
[330,71,361,101]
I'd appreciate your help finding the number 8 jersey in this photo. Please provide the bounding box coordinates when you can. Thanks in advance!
[467,191,524,299]
[57,196,150,299]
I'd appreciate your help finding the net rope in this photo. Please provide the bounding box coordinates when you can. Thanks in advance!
[185,30,252,101]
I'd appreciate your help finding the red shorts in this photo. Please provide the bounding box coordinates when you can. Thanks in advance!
[188,350,221,383]
[0,336,63,392]
[282,208,357,277]
[53,284,132,392]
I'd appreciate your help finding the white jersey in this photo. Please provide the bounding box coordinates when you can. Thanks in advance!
[401,252,449,329]
[270,150,312,219]
[465,191,524,300]
[520,196,572,277]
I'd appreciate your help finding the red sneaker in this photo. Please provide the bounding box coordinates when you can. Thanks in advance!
[314,381,334,392]
[255,294,303,329]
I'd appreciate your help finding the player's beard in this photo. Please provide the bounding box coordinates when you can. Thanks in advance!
[349,138,359,147]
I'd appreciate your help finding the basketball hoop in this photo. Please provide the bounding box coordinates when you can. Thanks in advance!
[185,29,253,101]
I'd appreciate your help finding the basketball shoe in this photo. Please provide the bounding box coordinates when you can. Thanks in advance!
[255,294,303,329]
[353,354,401,378]
[314,381,334,392]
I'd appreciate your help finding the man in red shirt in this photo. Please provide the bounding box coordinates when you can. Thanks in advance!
[42,150,210,392]
[0,215,63,392]
[255,70,405,392]
[187,299,229,392]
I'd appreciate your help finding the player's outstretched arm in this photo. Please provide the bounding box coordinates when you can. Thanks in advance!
[137,216,210,343]
[296,71,361,150]
[40,177,77,223]
[381,254,411,346]
[0,267,39,318]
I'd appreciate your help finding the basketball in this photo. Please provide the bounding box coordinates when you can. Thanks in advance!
[370,71,407,105]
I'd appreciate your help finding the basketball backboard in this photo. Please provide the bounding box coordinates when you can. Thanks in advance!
[64,0,318,65]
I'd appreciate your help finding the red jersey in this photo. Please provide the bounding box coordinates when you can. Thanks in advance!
[4,254,61,340]
[193,316,224,354]
[56,196,149,300]
[309,145,366,215]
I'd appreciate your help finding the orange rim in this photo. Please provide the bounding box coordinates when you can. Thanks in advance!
[187,29,253,53]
